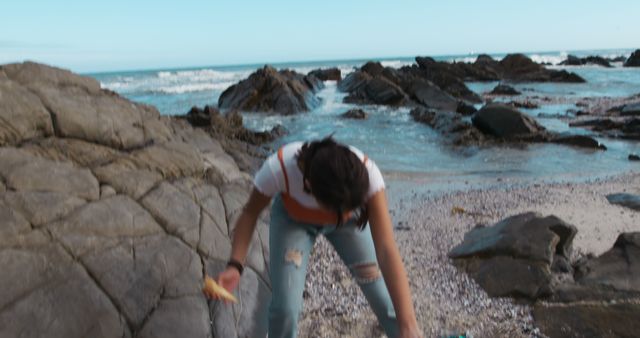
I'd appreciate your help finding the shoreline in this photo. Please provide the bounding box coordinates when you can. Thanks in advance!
[299,170,640,337]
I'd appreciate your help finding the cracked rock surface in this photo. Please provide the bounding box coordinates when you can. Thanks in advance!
[0,62,269,338]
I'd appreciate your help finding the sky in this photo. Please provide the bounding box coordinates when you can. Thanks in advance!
[1,0,639,73]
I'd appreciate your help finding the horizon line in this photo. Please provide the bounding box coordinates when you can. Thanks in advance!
[21,45,636,76]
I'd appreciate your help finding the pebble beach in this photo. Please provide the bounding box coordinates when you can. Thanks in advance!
[298,172,640,337]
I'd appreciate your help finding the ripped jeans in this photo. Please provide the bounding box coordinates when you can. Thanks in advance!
[268,194,399,338]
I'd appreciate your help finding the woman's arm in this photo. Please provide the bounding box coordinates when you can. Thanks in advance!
[229,187,272,264]
[368,189,422,336]
[207,188,271,301]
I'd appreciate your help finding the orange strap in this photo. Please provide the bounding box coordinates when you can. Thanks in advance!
[277,148,290,194]
[276,146,366,225]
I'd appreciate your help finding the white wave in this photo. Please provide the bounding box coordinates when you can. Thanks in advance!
[380,60,412,68]
[157,71,172,78]
[529,52,568,65]
[155,82,234,94]
[451,56,478,63]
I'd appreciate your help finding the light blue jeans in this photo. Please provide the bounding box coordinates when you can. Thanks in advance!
[268,194,399,338]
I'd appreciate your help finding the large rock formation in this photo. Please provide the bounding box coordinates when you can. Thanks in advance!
[0,62,270,338]
[560,55,612,67]
[411,104,606,150]
[218,65,323,115]
[624,49,640,67]
[449,212,577,299]
[450,212,640,337]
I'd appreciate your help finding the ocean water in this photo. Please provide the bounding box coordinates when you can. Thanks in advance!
[90,49,640,190]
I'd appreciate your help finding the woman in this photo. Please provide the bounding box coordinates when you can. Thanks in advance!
[204,136,422,338]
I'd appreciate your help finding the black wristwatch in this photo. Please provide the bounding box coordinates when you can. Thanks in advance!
[227,259,244,275]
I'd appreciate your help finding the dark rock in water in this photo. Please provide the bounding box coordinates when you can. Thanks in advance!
[499,54,586,83]
[624,49,640,67]
[408,79,458,111]
[308,67,341,81]
[629,154,640,161]
[218,65,323,115]
[490,84,521,95]
[456,101,477,115]
[185,105,214,127]
[608,56,627,63]
[361,61,385,76]
[550,134,607,150]
[560,55,612,67]
[508,100,539,109]
[363,77,407,105]
[606,193,640,211]
[472,104,545,139]
[569,117,640,140]
[449,212,577,299]
[621,103,640,116]
[410,107,485,145]
[341,109,369,119]
[338,71,371,93]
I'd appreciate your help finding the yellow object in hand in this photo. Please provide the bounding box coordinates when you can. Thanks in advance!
[204,276,238,303]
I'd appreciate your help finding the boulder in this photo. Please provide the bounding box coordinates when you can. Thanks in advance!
[308,68,341,81]
[449,212,577,299]
[490,84,521,95]
[363,77,406,105]
[408,80,458,111]
[341,109,369,119]
[218,65,323,115]
[606,193,640,211]
[629,154,640,161]
[0,75,54,146]
[624,49,640,67]
[0,61,261,338]
[550,134,607,150]
[410,107,485,145]
[472,104,545,139]
[575,232,640,292]
[1,62,172,150]
[533,232,640,338]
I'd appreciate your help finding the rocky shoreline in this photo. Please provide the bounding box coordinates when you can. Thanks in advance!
[299,173,640,337]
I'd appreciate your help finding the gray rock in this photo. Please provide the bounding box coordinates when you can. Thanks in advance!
[114,141,205,179]
[50,195,164,256]
[2,62,172,150]
[2,191,86,227]
[141,182,201,248]
[137,296,210,338]
[199,212,232,260]
[606,193,640,211]
[534,302,640,338]
[0,240,129,338]
[0,180,5,192]
[550,134,607,150]
[0,199,30,238]
[205,259,270,338]
[490,84,521,96]
[100,185,117,199]
[341,109,369,120]
[409,80,458,111]
[449,212,577,299]
[21,137,121,168]
[81,235,202,329]
[94,166,163,200]
[0,148,99,200]
[472,104,545,139]
[575,232,640,293]
[0,75,54,146]
[308,68,341,81]
[219,65,322,115]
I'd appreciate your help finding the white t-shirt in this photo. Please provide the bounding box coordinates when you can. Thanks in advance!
[253,142,385,209]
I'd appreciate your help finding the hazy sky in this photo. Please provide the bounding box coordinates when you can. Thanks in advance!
[1,0,639,72]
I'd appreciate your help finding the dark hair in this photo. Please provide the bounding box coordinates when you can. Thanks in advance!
[296,136,370,229]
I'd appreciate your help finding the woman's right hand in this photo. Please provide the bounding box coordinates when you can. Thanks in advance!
[211,267,241,302]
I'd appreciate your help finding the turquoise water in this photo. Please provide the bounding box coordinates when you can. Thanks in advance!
[90,49,640,189]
